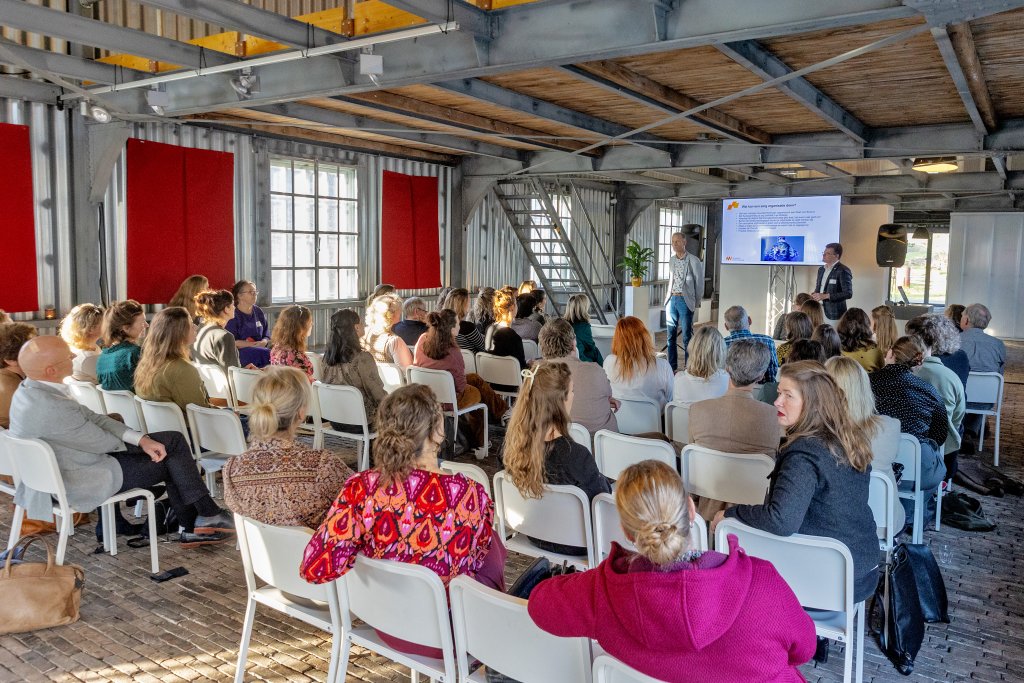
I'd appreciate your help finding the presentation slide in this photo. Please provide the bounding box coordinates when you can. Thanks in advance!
[721,196,841,266]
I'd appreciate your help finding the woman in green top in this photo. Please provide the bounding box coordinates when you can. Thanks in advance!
[96,300,147,391]
[564,293,603,364]
[135,307,211,413]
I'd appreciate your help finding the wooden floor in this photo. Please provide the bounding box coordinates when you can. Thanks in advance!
[1,342,1022,683]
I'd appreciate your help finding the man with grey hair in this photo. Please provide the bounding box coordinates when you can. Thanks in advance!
[687,339,781,518]
[393,296,429,347]
[958,302,1005,453]
[722,305,779,383]
[539,319,619,434]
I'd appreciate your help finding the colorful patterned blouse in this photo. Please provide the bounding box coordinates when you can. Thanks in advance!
[300,468,495,586]
[270,346,315,381]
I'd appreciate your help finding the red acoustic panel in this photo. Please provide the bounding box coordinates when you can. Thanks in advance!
[0,123,39,313]
[381,170,441,290]
[183,147,235,290]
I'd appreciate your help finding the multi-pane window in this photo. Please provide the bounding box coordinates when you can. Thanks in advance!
[889,229,950,305]
[270,157,359,303]
[657,205,686,280]
[529,193,573,284]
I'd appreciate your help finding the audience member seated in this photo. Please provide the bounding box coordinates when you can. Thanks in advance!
[564,293,603,364]
[958,303,1006,453]
[223,366,353,528]
[0,322,36,429]
[603,316,673,409]
[392,296,429,348]
[539,319,617,434]
[722,305,779,383]
[528,288,549,326]
[673,326,728,404]
[530,459,816,682]
[193,289,245,372]
[799,298,825,330]
[838,308,883,372]
[811,323,842,359]
[474,287,496,335]
[689,340,780,519]
[929,316,970,388]
[871,305,898,359]
[503,361,611,555]
[484,289,527,373]
[135,307,212,414]
[413,309,507,450]
[10,335,232,547]
[225,280,271,368]
[944,303,965,329]
[715,361,880,603]
[787,339,826,364]
[365,283,396,308]
[517,279,537,295]
[59,303,104,384]
[511,293,543,342]
[270,305,315,381]
[96,300,146,391]
[775,311,812,364]
[168,274,209,325]
[869,336,948,496]
[322,309,387,431]
[362,293,413,369]
[433,286,453,312]
[772,293,810,340]
[443,288,486,354]
[906,315,967,480]
[301,385,503,657]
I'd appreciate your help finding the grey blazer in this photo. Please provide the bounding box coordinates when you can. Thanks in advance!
[10,380,128,520]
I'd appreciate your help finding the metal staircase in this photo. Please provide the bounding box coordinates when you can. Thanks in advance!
[493,177,615,323]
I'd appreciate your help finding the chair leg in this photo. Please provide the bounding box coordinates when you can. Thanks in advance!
[843,623,853,683]
[144,493,159,574]
[855,602,865,683]
[233,598,258,683]
[205,470,218,498]
[410,671,419,683]
[360,440,370,472]
[55,513,71,566]
[913,492,923,545]
[7,505,24,550]
[102,504,117,556]
[993,415,1000,467]
[935,483,943,531]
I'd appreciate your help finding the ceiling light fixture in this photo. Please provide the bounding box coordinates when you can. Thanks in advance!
[912,157,958,173]
[80,101,111,123]
[229,67,260,99]
[912,226,930,240]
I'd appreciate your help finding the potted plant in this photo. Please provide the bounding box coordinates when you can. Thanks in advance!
[618,240,655,287]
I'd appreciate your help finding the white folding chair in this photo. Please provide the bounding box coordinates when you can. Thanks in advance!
[195,363,236,409]
[592,654,665,683]
[474,352,523,402]
[715,519,865,683]
[493,470,595,569]
[522,339,540,362]
[228,366,263,412]
[0,429,25,551]
[233,516,344,683]
[408,366,489,460]
[450,575,593,683]
[307,351,324,382]
[65,378,106,415]
[663,401,691,444]
[868,470,896,556]
[376,362,407,394]
[98,388,145,432]
[2,432,159,573]
[339,555,457,683]
[310,382,377,470]
[612,397,661,435]
[569,422,592,453]
[894,433,942,544]
[593,430,676,481]
[439,460,492,499]
[680,445,773,506]
[964,371,1004,466]
[461,348,477,375]
[186,404,247,497]
[592,491,707,562]
[591,324,615,359]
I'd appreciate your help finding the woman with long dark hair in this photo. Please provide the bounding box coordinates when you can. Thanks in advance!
[837,308,883,372]
[322,308,387,431]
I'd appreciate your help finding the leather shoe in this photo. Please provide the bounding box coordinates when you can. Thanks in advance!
[194,510,236,535]
[179,530,231,548]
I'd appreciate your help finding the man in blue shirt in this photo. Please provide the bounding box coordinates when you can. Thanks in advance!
[959,303,1006,453]
[722,305,779,383]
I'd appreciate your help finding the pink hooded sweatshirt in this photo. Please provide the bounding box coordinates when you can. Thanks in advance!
[528,535,817,682]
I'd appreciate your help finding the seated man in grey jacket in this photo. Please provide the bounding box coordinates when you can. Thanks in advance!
[10,336,233,548]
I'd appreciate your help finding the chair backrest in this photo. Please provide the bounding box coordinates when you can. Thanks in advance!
[195,363,234,407]
[450,575,592,683]
[592,654,664,683]
[522,339,540,362]
[680,445,773,505]
[98,389,144,432]
[0,430,19,486]
[1,433,67,503]
[569,422,592,453]
[965,371,1003,408]
[228,366,263,406]
[593,430,676,481]
[376,362,407,394]
[234,514,329,602]
[894,433,921,486]
[186,405,247,456]
[868,470,896,551]
[475,352,523,391]
[439,460,491,498]
[591,324,615,359]
[613,397,661,435]
[715,518,852,613]
[135,397,191,444]
[460,348,477,375]
[407,366,458,406]
[664,401,691,443]
[592,492,707,562]
[307,352,324,382]
[65,379,106,415]
[314,382,370,430]
[493,471,595,566]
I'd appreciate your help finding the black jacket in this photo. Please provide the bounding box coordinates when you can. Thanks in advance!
[814,262,853,320]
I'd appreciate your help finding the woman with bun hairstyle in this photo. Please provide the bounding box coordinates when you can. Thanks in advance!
[529,460,816,682]
[96,300,147,391]
[226,280,271,368]
[223,366,353,528]
[193,289,250,372]
[59,303,105,383]
[168,274,209,324]
[270,305,315,381]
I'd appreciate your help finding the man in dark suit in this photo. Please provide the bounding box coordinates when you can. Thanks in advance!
[812,242,853,320]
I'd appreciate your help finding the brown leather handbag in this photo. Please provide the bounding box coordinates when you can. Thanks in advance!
[0,535,85,635]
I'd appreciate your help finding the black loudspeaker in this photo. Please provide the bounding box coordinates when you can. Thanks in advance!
[877,224,908,267]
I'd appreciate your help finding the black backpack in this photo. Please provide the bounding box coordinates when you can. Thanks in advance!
[870,543,925,675]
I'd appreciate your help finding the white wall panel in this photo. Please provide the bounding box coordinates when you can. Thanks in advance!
[949,213,1024,340]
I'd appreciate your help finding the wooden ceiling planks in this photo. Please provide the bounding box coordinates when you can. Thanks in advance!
[967,8,1024,119]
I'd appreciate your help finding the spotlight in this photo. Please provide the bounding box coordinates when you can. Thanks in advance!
[229,68,260,99]
[80,101,111,123]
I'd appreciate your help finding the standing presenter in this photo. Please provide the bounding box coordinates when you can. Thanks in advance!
[812,242,853,321]
[664,230,704,372]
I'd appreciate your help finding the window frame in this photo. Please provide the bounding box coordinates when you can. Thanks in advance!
[528,191,574,284]
[657,204,687,281]
[887,228,950,306]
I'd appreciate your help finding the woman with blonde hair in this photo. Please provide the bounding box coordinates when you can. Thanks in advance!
[443,287,486,353]
[799,298,825,330]
[715,361,880,603]
[530,460,816,682]
[474,287,496,334]
[59,303,105,383]
[362,293,413,369]
[775,311,812,363]
[365,283,395,308]
[270,305,315,381]
[96,300,147,391]
[224,366,353,529]
[672,325,728,404]
[135,307,211,413]
[168,274,209,323]
[837,307,883,371]
[503,361,610,555]
[517,279,537,295]
[193,289,245,371]
[563,293,602,364]
[871,305,898,359]
[825,355,901,476]
[604,316,674,408]
[483,288,526,371]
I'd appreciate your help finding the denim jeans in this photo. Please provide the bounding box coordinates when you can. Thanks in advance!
[665,296,694,371]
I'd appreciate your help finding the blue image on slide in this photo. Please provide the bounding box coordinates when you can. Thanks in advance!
[761,236,804,262]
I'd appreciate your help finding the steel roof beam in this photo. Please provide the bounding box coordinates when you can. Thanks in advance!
[0,75,63,104]
[0,41,147,86]
[382,0,491,37]
[930,24,997,134]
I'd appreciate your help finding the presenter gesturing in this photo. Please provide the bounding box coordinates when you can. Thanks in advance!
[664,231,704,371]
[811,242,852,321]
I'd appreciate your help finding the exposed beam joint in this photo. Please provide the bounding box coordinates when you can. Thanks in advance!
[383,0,491,37]
[0,75,63,104]
[0,41,147,86]
[802,161,855,181]
[932,24,997,133]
